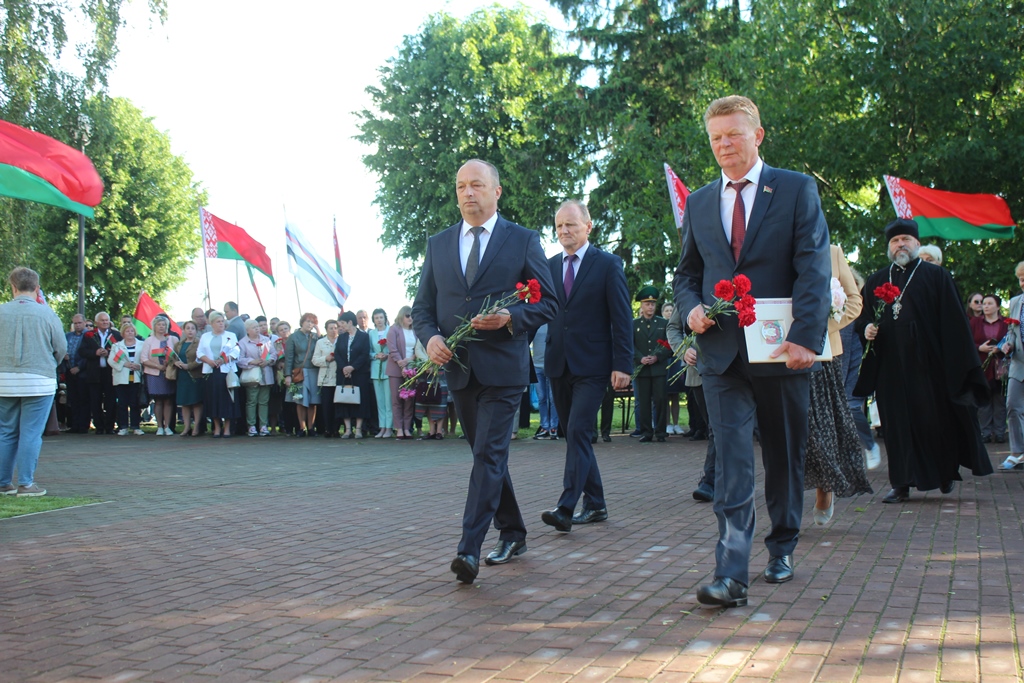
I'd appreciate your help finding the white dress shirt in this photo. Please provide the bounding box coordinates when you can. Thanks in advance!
[460,212,499,276]
[719,157,763,244]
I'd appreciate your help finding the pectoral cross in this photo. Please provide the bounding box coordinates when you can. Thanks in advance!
[892,300,902,319]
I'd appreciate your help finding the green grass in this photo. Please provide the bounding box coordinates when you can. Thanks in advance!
[0,496,102,519]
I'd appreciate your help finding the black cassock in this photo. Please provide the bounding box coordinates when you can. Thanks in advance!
[854,257,992,490]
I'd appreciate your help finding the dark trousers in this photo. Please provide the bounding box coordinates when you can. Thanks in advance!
[89,369,116,434]
[67,372,91,433]
[599,384,614,436]
[635,373,667,438]
[550,373,607,513]
[685,387,707,433]
[319,386,338,436]
[702,361,810,587]
[690,385,717,482]
[449,374,526,558]
[115,383,142,430]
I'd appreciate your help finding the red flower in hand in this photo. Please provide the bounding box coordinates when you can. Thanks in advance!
[733,274,752,297]
[516,279,543,303]
[1007,318,1020,326]
[657,339,673,350]
[737,307,757,328]
[378,338,387,347]
[874,283,900,304]
[713,280,736,301]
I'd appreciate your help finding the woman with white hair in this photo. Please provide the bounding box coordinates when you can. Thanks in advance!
[918,244,943,265]
[140,315,179,435]
[197,311,240,437]
[237,318,277,436]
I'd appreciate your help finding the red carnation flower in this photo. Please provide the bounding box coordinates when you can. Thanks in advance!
[378,338,387,347]
[657,339,672,350]
[529,279,542,302]
[874,283,901,304]
[713,280,736,301]
[738,307,757,328]
[516,279,543,303]
[1007,318,1020,326]
[733,274,752,297]
[737,294,756,311]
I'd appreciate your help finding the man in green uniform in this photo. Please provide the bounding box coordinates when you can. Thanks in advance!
[633,286,671,442]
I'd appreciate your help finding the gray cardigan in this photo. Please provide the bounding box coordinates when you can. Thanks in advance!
[0,294,68,379]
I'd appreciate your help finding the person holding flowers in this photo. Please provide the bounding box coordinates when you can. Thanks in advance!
[673,95,831,608]
[386,306,417,440]
[173,320,204,436]
[854,218,992,503]
[369,309,393,438]
[412,159,557,584]
[312,319,340,438]
[197,311,240,438]
[140,315,179,435]
[1000,262,1024,471]
[79,311,121,434]
[109,323,145,435]
[238,318,277,437]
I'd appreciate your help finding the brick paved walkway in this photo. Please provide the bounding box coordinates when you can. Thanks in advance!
[1,433,1021,682]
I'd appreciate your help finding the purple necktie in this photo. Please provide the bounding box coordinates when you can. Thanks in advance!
[564,254,577,299]
[728,180,751,262]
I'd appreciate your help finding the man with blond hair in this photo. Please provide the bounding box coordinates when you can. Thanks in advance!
[673,95,830,608]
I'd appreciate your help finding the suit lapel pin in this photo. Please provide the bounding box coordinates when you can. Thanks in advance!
[763,185,773,194]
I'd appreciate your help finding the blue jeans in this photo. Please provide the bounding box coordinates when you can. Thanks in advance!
[535,369,558,431]
[0,394,54,488]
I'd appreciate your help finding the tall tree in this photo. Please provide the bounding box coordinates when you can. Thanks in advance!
[357,7,592,289]
[27,96,205,321]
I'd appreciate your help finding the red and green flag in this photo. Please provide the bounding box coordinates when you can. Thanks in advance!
[884,175,1015,240]
[0,119,104,217]
[134,291,182,337]
[200,207,273,314]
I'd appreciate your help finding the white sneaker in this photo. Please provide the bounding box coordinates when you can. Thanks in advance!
[134,429,145,436]
[865,444,881,470]
[117,429,129,436]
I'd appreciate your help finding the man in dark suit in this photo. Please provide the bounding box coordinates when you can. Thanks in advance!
[540,201,632,532]
[78,311,122,435]
[673,95,830,608]
[413,159,557,584]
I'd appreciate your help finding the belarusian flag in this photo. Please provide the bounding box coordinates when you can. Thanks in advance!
[200,207,275,282]
[664,163,691,230]
[884,175,1015,240]
[0,119,104,217]
[134,291,182,337]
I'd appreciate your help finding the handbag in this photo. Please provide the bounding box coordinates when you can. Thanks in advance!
[165,361,178,381]
[334,384,360,404]
[240,366,262,387]
[225,371,241,389]
[291,333,314,384]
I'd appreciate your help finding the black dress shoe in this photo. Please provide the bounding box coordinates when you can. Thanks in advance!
[940,480,956,494]
[450,554,479,583]
[689,430,708,441]
[602,434,612,443]
[655,436,666,443]
[572,507,608,524]
[541,507,572,532]
[882,487,910,503]
[764,555,794,584]
[692,477,714,503]
[484,540,526,565]
[696,577,747,608]
[638,435,653,443]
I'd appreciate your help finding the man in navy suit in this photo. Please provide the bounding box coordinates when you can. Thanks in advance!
[540,201,633,532]
[673,95,830,608]
[413,159,557,584]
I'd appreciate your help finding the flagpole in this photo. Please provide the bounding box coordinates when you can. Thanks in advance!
[235,260,240,303]
[199,204,211,310]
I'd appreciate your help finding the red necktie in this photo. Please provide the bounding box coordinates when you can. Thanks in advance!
[563,254,577,299]
[729,180,751,262]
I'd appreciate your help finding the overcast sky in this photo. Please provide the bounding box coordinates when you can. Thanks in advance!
[106,0,568,324]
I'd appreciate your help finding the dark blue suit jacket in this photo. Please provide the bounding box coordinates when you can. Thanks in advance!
[672,163,830,377]
[413,215,557,392]
[544,245,633,378]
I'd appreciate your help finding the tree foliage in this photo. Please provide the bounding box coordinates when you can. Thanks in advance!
[31,96,205,322]
[357,6,593,290]
[550,0,1024,301]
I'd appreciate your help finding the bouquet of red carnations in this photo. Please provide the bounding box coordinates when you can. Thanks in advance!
[401,279,543,390]
[862,283,900,359]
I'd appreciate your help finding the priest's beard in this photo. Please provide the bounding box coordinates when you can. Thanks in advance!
[889,244,920,267]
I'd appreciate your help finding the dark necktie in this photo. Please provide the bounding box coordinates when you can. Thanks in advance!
[563,253,577,299]
[728,180,751,262]
[465,226,483,286]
